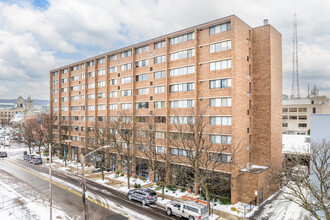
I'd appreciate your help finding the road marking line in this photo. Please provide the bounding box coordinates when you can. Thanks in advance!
[6,160,133,220]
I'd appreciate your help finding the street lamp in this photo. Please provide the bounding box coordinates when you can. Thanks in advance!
[80,145,112,220]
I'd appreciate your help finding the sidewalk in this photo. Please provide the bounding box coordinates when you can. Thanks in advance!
[44,156,248,220]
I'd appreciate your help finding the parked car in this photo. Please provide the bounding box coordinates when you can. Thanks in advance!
[32,157,42,165]
[0,151,7,157]
[27,155,35,163]
[23,154,29,160]
[127,188,157,205]
[165,200,209,220]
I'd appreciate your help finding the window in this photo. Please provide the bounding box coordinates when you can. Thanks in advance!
[81,116,85,121]
[71,116,79,121]
[52,80,58,85]
[299,108,307,112]
[289,115,297,120]
[283,108,288,113]
[282,123,288,127]
[170,49,195,61]
[109,91,117,98]
[109,79,117,85]
[97,69,105,76]
[209,78,232,89]
[62,68,68,74]
[282,115,288,120]
[155,146,165,153]
[210,40,231,53]
[136,59,149,68]
[109,104,117,110]
[71,85,79,91]
[154,41,166,49]
[209,153,231,162]
[154,70,166,79]
[61,78,68,83]
[136,116,149,123]
[209,97,232,107]
[121,76,132,84]
[121,63,132,71]
[209,135,231,144]
[97,57,105,64]
[98,92,106,98]
[209,22,231,35]
[170,116,194,124]
[61,97,68,102]
[52,107,58,111]
[299,123,307,127]
[313,107,316,113]
[136,73,149,82]
[154,101,165,109]
[109,116,117,122]
[71,75,79,81]
[81,63,85,69]
[61,87,68,92]
[170,32,195,45]
[61,106,68,111]
[71,126,79,131]
[98,81,105,87]
[210,116,232,125]
[52,71,58,76]
[170,66,195,77]
[88,71,95,77]
[135,45,149,54]
[87,61,94,66]
[81,84,85,90]
[170,99,194,108]
[299,115,307,120]
[154,55,166,64]
[155,131,166,139]
[53,98,58,102]
[109,66,117,73]
[71,136,79,141]
[154,86,165,94]
[169,82,195,92]
[121,50,132,58]
[88,116,94,121]
[170,148,195,158]
[136,88,149,95]
[52,89,58,94]
[121,89,132,97]
[81,95,85,100]
[289,108,297,112]
[109,54,117,61]
[88,94,95,99]
[98,104,106,110]
[121,103,132,110]
[154,116,166,123]
[81,106,85,111]
[136,102,149,109]
[209,59,231,71]
[87,105,95,110]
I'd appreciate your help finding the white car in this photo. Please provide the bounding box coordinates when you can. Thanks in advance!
[165,200,209,220]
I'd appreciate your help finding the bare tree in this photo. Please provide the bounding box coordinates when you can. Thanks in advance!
[43,112,58,162]
[21,117,39,154]
[280,139,329,220]
[87,119,109,181]
[58,119,69,166]
[135,113,170,199]
[169,106,239,205]
[108,111,135,189]
[34,117,45,156]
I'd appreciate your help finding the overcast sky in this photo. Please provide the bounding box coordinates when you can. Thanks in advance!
[0,0,329,100]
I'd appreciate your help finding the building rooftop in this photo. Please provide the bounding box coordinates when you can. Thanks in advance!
[283,99,310,105]
[282,134,310,155]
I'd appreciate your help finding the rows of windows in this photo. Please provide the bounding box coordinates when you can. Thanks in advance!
[170,32,195,45]
[209,59,231,71]
[169,49,195,61]
[170,65,195,77]
[169,82,195,92]
[209,78,231,89]
[136,59,149,68]
[210,40,231,53]
[121,63,132,71]
[154,55,166,64]
[209,22,231,35]
[136,45,149,54]
[136,73,149,82]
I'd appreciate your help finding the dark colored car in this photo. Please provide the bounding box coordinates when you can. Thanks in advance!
[27,154,35,163]
[32,157,42,165]
[0,151,7,157]
[127,188,157,205]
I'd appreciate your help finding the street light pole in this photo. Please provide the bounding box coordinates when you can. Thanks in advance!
[81,155,89,220]
[49,143,52,220]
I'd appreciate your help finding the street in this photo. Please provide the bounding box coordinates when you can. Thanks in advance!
[0,143,180,220]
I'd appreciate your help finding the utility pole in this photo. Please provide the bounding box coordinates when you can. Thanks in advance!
[81,155,89,220]
[49,143,52,220]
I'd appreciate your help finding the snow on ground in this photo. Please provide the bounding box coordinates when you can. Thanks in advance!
[107,173,150,186]
[0,172,70,220]
[211,201,245,217]
[149,184,188,198]
[247,187,313,220]
[282,134,310,154]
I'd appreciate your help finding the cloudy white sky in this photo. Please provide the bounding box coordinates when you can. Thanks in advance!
[0,0,329,100]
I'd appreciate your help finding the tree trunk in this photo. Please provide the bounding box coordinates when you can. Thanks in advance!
[101,164,104,181]
[161,182,165,200]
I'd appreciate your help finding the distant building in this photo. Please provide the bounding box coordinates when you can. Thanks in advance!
[0,96,34,125]
[282,92,330,135]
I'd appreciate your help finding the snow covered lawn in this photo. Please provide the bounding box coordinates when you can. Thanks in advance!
[107,173,151,186]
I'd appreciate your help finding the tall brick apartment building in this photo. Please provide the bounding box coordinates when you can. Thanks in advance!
[50,15,282,204]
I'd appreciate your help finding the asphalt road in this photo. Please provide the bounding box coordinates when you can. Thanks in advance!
[0,143,180,220]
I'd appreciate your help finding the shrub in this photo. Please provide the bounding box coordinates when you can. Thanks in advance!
[180,188,186,192]
[166,185,177,193]
[120,173,124,177]
[134,183,141,188]
[114,173,119,178]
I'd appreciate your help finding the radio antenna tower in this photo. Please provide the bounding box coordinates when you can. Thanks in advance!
[291,14,300,99]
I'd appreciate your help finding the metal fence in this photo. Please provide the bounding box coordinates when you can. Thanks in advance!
[244,197,257,217]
